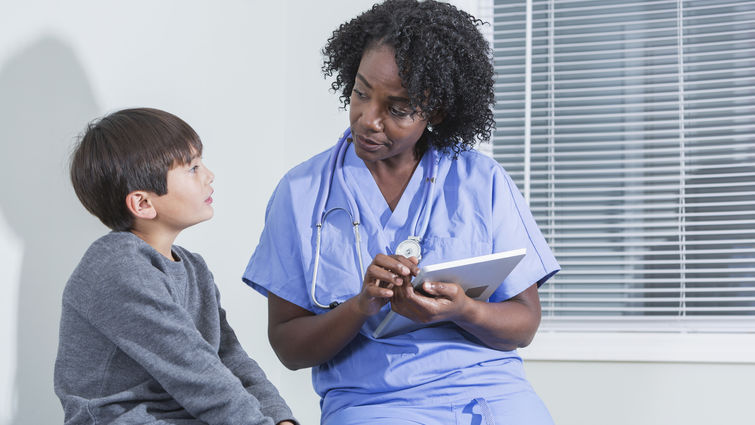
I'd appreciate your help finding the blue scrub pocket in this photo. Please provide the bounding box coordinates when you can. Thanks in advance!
[420,236,492,267]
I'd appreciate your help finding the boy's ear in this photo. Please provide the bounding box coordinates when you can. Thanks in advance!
[125,191,157,220]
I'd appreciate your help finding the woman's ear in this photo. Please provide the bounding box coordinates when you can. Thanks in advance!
[426,113,444,134]
[125,191,157,220]
[429,111,445,126]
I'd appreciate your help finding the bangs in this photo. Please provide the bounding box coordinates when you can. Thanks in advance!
[98,108,204,194]
[161,122,203,167]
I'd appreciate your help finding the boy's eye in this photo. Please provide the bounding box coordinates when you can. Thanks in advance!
[189,165,199,173]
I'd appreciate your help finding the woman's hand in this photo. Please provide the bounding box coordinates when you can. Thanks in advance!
[355,254,420,316]
[268,253,420,370]
[391,275,543,351]
[390,278,473,324]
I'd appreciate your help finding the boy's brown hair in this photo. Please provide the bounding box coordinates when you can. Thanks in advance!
[70,108,202,231]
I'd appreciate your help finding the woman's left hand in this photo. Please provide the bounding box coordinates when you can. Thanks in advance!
[389,277,472,324]
[390,276,543,351]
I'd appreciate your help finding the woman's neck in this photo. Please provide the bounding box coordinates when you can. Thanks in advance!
[365,153,422,211]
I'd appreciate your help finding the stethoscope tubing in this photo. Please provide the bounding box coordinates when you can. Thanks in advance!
[310,129,438,309]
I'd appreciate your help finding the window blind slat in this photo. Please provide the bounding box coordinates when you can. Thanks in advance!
[548,238,755,247]
[511,164,754,178]
[495,95,755,112]
[542,297,755,303]
[542,306,755,312]
[546,286,755,293]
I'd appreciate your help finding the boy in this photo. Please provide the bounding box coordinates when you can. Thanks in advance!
[54,108,296,425]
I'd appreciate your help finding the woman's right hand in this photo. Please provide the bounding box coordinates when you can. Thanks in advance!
[355,254,419,316]
[268,253,419,369]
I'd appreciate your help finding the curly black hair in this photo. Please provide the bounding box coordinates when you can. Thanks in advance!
[322,0,495,154]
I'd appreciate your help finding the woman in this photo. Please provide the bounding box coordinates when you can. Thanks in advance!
[243,1,559,424]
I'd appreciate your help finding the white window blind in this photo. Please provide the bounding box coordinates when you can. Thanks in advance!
[492,0,755,332]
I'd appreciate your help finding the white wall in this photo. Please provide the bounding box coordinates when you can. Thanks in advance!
[1,1,752,425]
[0,1,373,424]
[526,360,755,425]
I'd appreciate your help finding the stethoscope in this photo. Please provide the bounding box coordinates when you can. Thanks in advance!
[310,128,438,309]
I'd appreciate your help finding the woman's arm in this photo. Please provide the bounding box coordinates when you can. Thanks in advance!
[267,254,419,369]
[390,280,542,351]
[267,293,368,370]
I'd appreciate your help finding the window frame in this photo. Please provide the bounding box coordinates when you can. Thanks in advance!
[520,332,755,363]
[484,0,755,361]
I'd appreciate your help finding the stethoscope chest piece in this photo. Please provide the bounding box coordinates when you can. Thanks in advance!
[395,236,422,261]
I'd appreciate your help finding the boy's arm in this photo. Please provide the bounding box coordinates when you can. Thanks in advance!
[82,267,278,425]
[215,291,298,425]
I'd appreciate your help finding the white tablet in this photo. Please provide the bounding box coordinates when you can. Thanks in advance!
[372,248,526,339]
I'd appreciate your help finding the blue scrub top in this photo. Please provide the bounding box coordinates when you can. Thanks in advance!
[243,130,559,422]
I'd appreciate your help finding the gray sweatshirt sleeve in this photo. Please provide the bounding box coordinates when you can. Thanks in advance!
[80,264,278,425]
[215,292,297,424]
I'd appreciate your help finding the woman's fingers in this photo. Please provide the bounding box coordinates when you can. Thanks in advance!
[418,281,461,299]
[361,255,410,304]
[366,254,417,287]
[366,263,403,288]
[359,254,423,309]
[364,282,394,298]
[391,281,467,323]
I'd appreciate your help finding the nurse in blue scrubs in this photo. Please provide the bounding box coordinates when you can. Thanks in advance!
[243,1,559,424]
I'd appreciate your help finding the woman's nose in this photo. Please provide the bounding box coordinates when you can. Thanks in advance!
[360,103,383,132]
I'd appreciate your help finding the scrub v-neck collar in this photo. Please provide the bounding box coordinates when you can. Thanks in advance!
[342,142,428,240]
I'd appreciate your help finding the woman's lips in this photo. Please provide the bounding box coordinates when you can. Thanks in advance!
[355,134,385,152]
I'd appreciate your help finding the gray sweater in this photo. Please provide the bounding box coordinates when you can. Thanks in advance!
[54,232,296,425]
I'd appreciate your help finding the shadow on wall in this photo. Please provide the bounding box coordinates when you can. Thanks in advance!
[0,36,104,425]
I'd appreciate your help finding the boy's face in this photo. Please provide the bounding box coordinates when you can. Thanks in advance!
[150,152,215,231]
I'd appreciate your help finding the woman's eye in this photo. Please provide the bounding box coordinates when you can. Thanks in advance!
[390,106,409,117]
[352,88,366,99]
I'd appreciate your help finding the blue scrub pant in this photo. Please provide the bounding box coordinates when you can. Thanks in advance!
[323,393,554,425]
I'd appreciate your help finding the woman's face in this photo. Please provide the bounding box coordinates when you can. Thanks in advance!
[349,44,429,167]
